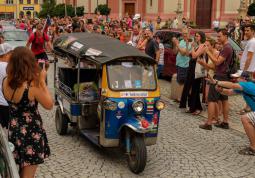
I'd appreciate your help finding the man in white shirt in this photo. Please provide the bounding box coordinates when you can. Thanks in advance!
[238,24,255,114]
[130,24,140,47]
[240,24,255,74]
[0,43,13,129]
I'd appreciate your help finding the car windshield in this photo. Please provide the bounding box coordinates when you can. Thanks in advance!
[107,60,156,91]
[3,31,28,41]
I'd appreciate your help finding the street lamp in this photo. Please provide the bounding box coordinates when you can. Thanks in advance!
[74,0,77,16]
[96,0,98,14]
[47,0,50,15]
[65,0,67,16]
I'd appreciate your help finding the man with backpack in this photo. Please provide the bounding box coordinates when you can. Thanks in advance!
[199,29,234,130]
[26,23,53,62]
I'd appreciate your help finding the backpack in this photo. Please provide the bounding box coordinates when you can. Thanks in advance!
[225,47,238,78]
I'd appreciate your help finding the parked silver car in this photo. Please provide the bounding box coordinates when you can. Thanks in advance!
[0,126,19,178]
[2,29,28,48]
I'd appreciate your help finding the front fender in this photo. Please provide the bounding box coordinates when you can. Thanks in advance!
[57,97,64,113]
[119,117,150,134]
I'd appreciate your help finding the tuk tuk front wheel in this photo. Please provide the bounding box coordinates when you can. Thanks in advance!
[55,106,68,135]
[127,136,147,174]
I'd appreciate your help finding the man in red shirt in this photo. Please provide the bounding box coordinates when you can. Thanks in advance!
[26,23,53,62]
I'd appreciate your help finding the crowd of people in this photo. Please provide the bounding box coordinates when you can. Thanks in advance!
[0,13,255,177]
[174,23,255,157]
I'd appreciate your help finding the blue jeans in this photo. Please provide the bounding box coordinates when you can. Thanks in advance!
[157,64,164,78]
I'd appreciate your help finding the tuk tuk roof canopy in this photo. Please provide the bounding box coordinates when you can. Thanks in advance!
[53,33,155,64]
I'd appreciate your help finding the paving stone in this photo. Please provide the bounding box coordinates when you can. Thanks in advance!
[34,62,255,177]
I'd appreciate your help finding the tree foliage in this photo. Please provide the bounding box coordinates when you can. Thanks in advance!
[247,3,255,16]
[39,2,84,18]
[94,4,111,16]
[39,0,56,18]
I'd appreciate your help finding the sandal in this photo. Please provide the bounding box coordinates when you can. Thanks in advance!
[212,120,221,125]
[192,110,202,115]
[237,108,251,115]
[238,147,255,156]
[174,99,180,103]
[185,109,192,113]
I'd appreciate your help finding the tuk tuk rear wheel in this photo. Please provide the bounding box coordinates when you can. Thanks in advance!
[127,136,147,174]
[55,106,68,135]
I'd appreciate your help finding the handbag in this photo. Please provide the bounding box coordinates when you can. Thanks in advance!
[195,55,206,79]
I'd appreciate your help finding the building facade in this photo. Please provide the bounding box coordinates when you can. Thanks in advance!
[67,0,254,28]
[0,0,41,19]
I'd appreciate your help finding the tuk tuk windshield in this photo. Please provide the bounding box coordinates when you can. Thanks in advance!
[107,60,156,90]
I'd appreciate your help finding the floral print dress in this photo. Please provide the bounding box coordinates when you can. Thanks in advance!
[7,86,50,168]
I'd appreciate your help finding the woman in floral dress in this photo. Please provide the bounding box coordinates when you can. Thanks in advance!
[2,47,53,178]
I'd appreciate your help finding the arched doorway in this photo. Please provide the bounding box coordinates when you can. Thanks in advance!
[19,11,24,18]
[196,0,212,28]
[26,11,31,18]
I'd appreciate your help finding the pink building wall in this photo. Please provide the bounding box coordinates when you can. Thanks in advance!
[106,0,239,26]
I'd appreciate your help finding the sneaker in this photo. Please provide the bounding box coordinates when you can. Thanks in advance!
[199,123,212,130]
[214,122,229,129]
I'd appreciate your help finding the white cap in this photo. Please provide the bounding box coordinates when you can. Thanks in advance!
[133,14,141,20]
[0,43,13,56]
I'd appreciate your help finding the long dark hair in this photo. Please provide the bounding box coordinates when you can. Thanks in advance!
[195,31,206,43]
[6,47,39,89]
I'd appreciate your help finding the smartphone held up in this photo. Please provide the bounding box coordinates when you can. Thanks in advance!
[38,60,45,70]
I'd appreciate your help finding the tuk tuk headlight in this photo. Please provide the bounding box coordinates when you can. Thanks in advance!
[156,100,165,111]
[132,100,144,114]
[103,100,117,111]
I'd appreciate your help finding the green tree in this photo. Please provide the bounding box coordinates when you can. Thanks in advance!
[40,3,84,18]
[39,0,56,18]
[52,4,65,17]
[95,4,111,16]
[76,6,85,16]
[247,3,255,16]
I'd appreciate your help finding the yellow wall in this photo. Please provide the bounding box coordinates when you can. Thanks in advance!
[0,0,41,18]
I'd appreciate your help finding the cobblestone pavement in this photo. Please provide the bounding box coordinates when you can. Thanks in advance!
[159,79,246,133]
[36,64,255,178]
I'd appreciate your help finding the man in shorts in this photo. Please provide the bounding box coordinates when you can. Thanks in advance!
[200,29,233,130]
[207,72,255,155]
[26,23,53,62]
